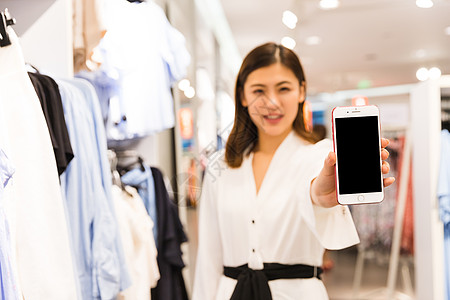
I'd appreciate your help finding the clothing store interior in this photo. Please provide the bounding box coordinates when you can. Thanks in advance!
[0,0,450,299]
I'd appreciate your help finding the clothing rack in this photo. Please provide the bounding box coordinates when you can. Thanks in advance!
[386,129,412,299]
[0,8,16,47]
[352,126,413,300]
[118,151,146,176]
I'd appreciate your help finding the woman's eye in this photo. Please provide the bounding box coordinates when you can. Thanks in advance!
[279,87,290,92]
[253,89,264,94]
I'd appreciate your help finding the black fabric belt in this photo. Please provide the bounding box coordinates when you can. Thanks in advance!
[223,263,323,300]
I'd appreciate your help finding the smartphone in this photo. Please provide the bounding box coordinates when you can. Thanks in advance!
[332,105,384,205]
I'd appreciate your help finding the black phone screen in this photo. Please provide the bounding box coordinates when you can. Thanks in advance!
[335,116,382,194]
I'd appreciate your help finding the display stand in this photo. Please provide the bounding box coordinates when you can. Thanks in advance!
[411,76,450,300]
[352,129,413,300]
[386,128,412,299]
[344,77,450,300]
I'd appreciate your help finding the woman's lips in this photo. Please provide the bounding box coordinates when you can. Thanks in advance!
[263,114,283,124]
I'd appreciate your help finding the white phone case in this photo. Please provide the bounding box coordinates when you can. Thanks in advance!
[332,105,384,205]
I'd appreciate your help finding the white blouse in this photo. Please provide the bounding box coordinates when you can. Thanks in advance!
[192,131,359,300]
[112,186,160,300]
[0,28,79,299]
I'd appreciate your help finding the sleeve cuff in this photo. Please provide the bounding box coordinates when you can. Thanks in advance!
[312,204,360,250]
[298,170,360,250]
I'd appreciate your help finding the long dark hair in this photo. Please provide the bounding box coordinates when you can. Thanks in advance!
[225,42,317,168]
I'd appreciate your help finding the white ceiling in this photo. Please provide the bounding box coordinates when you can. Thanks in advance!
[219,0,450,94]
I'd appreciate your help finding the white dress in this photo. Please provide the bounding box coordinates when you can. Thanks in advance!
[192,131,360,300]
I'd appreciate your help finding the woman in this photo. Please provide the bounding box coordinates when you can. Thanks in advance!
[192,42,394,299]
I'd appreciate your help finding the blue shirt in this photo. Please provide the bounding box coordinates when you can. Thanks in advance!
[58,79,130,300]
[75,70,119,126]
[67,78,132,295]
[0,148,20,300]
[121,165,158,246]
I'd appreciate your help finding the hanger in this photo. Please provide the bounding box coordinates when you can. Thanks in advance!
[117,155,146,176]
[107,150,134,197]
[113,149,146,177]
[0,9,16,47]
[26,63,41,74]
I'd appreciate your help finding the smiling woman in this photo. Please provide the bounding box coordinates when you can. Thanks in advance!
[242,63,306,151]
[225,43,317,168]
[191,42,393,300]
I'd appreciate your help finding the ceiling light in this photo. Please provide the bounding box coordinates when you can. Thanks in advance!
[445,26,450,36]
[281,37,296,49]
[416,67,441,81]
[319,0,340,10]
[184,86,196,99]
[305,36,322,45]
[416,0,433,8]
[416,67,429,81]
[178,79,190,91]
[282,10,298,29]
[429,67,441,80]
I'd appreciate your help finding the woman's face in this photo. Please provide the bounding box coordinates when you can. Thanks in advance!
[242,62,304,139]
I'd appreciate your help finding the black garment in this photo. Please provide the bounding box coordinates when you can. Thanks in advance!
[28,72,74,175]
[150,167,188,300]
[224,263,323,300]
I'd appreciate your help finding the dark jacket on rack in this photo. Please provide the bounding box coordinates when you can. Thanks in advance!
[150,167,188,300]
[28,72,74,175]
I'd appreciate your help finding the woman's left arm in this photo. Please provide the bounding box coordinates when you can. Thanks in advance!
[311,138,395,208]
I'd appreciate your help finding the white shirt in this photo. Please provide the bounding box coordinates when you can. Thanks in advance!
[192,131,359,300]
[113,186,160,300]
[0,28,79,299]
[100,0,191,138]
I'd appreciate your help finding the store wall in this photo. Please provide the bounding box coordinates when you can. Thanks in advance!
[19,0,73,78]
[1,0,56,36]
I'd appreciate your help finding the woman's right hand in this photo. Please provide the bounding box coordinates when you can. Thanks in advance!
[310,138,395,208]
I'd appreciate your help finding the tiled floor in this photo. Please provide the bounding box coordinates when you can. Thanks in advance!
[184,208,415,300]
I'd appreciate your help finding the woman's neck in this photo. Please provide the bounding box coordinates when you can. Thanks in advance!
[256,129,292,155]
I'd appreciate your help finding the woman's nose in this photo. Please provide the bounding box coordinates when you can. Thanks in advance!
[262,93,281,110]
